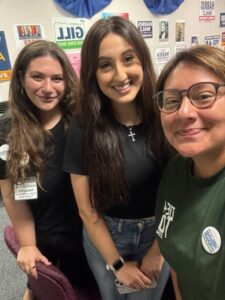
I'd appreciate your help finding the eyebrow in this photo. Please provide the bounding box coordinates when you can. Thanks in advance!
[29,71,63,76]
[98,48,134,61]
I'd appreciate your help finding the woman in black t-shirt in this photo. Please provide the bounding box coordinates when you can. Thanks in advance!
[64,16,171,300]
[0,40,91,300]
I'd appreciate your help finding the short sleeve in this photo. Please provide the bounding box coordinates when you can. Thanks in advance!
[0,151,7,179]
[63,117,87,175]
[0,115,11,179]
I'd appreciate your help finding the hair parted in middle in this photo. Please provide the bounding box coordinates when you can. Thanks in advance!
[6,40,78,185]
[78,16,169,216]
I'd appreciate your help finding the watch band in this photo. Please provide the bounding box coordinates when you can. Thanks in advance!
[106,257,124,272]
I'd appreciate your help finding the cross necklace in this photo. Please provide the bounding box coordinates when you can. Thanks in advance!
[128,126,136,142]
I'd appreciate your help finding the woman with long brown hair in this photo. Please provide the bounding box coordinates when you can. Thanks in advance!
[64,16,170,300]
[0,40,90,300]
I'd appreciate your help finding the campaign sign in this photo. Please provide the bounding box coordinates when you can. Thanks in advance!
[220,13,225,27]
[0,31,12,81]
[137,21,153,38]
[52,18,85,50]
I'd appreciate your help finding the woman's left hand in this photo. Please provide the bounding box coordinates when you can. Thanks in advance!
[139,239,164,282]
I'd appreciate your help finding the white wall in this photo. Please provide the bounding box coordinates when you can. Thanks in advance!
[0,0,225,102]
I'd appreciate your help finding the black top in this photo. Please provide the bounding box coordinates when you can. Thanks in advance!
[0,115,81,236]
[63,117,161,219]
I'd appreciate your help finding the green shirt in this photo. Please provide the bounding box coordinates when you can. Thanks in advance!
[156,156,225,300]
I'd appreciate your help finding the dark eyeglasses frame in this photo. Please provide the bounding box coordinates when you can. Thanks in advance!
[154,81,225,114]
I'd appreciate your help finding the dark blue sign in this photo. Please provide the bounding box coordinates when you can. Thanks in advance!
[0,31,12,81]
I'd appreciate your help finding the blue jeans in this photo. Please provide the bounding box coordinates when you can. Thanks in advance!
[83,216,169,300]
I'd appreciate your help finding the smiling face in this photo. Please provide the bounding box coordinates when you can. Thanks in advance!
[96,33,143,111]
[161,61,225,162]
[22,55,65,115]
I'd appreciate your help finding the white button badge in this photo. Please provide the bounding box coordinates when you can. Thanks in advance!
[201,226,221,254]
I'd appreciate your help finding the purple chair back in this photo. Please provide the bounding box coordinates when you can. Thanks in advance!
[4,225,101,300]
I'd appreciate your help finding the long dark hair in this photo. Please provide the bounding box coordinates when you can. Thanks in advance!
[7,40,78,185]
[79,16,168,216]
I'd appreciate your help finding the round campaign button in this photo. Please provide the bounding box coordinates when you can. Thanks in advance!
[0,144,9,161]
[201,226,221,254]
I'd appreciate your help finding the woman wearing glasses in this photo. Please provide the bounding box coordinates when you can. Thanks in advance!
[154,45,225,300]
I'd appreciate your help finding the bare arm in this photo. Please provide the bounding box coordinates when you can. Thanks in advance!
[171,268,183,300]
[1,179,36,246]
[1,179,51,278]
[71,174,151,289]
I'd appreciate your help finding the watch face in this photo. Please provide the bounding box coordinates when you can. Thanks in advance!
[113,258,124,271]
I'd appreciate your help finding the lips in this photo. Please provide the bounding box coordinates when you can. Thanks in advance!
[44,97,57,101]
[178,128,203,136]
[113,81,132,94]
[38,95,58,101]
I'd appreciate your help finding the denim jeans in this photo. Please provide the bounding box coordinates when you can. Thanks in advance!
[83,216,169,300]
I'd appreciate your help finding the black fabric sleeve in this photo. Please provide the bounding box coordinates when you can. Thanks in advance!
[0,153,6,179]
[0,116,11,180]
[63,117,87,175]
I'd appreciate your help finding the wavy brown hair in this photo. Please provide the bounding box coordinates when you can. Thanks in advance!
[7,40,78,185]
[79,16,169,216]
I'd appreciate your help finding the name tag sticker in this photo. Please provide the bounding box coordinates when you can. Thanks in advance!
[14,176,38,200]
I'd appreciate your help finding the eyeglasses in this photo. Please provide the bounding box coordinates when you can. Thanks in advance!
[154,82,225,114]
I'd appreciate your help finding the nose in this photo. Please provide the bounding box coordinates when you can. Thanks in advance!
[176,95,197,118]
[114,62,127,82]
[42,79,54,93]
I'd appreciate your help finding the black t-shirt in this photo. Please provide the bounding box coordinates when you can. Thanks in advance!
[63,117,161,219]
[0,116,81,236]
[0,113,11,179]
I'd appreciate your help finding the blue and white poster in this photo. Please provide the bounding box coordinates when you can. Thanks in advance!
[0,31,12,81]
[204,34,220,46]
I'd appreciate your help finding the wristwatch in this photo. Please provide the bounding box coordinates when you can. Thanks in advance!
[106,257,124,272]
